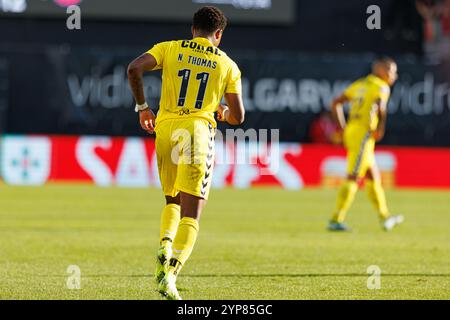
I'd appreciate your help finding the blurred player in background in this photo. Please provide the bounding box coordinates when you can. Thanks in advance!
[127,6,245,299]
[328,57,404,232]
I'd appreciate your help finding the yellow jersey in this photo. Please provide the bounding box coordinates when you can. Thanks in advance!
[344,74,390,131]
[146,37,242,127]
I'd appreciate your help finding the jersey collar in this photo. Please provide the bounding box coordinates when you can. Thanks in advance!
[193,36,215,47]
[367,74,389,87]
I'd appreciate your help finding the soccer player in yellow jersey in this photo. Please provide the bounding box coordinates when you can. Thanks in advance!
[328,57,404,232]
[127,7,245,299]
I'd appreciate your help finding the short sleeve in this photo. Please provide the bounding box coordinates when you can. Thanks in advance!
[378,85,391,105]
[343,80,361,99]
[225,61,242,94]
[146,42,171,70]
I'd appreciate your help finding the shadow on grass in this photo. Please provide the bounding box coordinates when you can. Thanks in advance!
[41,273,450,278]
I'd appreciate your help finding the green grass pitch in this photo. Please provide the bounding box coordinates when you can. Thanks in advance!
[0,184,449,300]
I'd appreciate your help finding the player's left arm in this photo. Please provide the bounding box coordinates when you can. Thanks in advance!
[331,94,349,131]
[128,53,157,105]
[332,79,360,131]
[374,98,387,142]
[127,53,158,134]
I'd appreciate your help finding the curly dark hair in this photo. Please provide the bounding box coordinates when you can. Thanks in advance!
[193,6,227,34]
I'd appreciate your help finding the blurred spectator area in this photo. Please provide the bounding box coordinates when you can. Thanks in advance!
[0,0,424,55]
[416,0,450,63]
[2,1,449,146]
[308,111,342,145]
[0,59,8,133]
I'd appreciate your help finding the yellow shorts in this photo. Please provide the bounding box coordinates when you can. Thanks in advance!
[344,124,375,179]
[155,118,215,200]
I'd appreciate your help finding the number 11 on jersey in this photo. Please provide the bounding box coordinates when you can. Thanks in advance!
[177,69,210,109]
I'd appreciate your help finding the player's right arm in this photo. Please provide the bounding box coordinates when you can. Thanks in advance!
[373,90,389,141]
[218,94,245,125]
[373,84,390,141]
[374,99,387,141]
[217,60,245,125]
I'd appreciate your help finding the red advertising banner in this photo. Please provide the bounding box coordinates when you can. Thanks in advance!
[1,135,450,189]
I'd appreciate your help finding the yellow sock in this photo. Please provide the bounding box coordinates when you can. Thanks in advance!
[366,179,390,220]
[332,180,358,223]
[169,217,199,276]
[159,204,180,246]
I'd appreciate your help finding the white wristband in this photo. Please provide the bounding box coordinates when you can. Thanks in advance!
[223,108,229,121]
[135,102,149,112]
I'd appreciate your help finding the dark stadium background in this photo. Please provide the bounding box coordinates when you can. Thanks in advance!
[2,0,448,144]
[1,0,450,188]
